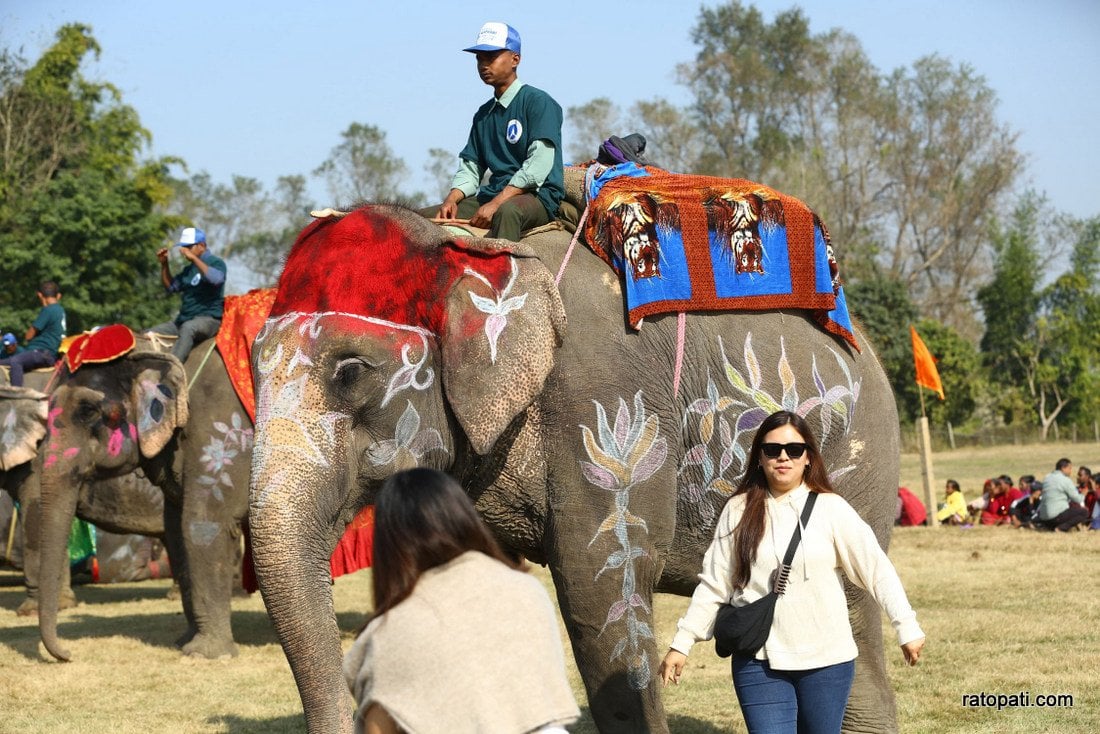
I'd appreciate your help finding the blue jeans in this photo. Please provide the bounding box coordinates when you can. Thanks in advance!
[732,657,855,734]
[0,349,56,386]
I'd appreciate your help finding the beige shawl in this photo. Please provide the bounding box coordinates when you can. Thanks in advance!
[343,551,580,733]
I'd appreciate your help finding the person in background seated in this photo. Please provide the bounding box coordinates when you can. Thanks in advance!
[2,332,24,358]
[1038,458,1088,532]
[937,479,968,525]
[967,479,992,525]
[1011,481,1043,529]
[0,281,66,387]
[896,486,927,526]
[427,22,565,242]
[343,468,579,734]
[149,227,226,363]
[980,476,1020,526]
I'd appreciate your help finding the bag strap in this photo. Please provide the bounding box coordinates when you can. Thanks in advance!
[774,491,818,595]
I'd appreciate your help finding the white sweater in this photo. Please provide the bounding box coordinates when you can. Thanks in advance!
[670,484,924,670]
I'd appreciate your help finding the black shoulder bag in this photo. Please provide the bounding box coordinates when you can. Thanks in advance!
[713,491,818,659]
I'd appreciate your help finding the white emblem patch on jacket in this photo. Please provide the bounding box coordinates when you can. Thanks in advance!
[506,119,522,144]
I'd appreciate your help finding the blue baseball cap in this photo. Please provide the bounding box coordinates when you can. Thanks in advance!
[2,333,15,346]
[175,227,206,248]
[463,22,521,54]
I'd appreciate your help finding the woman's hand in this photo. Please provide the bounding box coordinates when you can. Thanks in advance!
[901,637,925,666]
[659,649,688,686]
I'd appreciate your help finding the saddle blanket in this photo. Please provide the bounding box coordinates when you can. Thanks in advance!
[583,163,859,351]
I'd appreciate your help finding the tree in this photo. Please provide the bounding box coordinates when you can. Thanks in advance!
[424,147,456,204]
[627,98,702,174]
[565,97,621,164]
[312,122,413,206]
[876,55,1024,338]
[0,24,176,334]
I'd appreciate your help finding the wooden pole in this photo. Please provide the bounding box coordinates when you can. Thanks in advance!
[919,415,938,527]
[947,421,956,451]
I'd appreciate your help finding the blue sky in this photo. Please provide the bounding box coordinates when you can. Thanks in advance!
[4,0,1098,220]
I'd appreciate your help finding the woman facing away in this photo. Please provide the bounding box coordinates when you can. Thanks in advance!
[658,410,926,734]
[343,468,580,734]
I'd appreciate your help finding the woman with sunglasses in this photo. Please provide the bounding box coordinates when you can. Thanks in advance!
[658,410,925,734]
[343,468,579,734]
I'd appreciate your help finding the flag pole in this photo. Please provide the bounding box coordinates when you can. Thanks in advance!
[916,387,938,526]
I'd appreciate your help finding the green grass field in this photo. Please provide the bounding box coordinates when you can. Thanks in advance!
[1,441,1097,732]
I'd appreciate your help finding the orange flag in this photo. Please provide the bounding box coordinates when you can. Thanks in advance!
[910,326,944,400]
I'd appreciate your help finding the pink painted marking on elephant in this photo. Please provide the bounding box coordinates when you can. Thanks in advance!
[272,207,513,334]
[108,427,124,457]
[63,447,79,459]
[46,405,63,437]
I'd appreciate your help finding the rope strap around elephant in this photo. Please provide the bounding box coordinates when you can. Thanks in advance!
[554,205,589,286]
[673,312,686,400]
[187,340,218,391]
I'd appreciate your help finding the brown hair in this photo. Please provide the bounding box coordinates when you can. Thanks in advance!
[729,410,835,591]
[368,468,517,623]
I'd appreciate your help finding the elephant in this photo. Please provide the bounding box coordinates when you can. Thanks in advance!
[247,205,902,733]
[35,332,253,661]
[2,380,166,615]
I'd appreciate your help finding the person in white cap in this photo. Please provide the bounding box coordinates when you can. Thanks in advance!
[430,21,565,242]
[149,226,227,362]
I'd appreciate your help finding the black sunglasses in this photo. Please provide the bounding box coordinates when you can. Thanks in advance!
[760,442,808,460]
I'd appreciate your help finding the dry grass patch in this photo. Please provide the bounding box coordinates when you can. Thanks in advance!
[2,443,1097,732]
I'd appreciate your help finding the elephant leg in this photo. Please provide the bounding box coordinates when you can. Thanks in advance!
[842,584,898,734]
[178,507,239,659]
[162,499,198,647]
[15,472,76,617]
[550,548,668,733]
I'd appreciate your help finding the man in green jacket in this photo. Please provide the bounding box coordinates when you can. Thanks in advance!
[149,226,227,362]
[430,22,565,242]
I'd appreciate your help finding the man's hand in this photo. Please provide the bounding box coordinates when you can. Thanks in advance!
[437,190,465,220]
[469,201,500,229]
[180,246,200,263]
[156,247,170,266]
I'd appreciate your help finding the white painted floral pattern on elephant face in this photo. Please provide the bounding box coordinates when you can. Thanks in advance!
[366,401,447,470]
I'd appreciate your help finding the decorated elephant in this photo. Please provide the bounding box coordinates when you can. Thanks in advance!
[2,381,167,614]
[35,330,253,661]
[247,204,903,733]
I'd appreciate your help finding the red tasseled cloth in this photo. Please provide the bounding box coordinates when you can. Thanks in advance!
[65,324,136,372]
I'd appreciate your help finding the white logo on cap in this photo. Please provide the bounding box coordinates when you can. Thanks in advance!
[506,119,522,144]
[476,22,507,47]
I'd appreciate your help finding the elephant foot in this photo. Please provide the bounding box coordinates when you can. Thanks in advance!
[165,583,182,601]
[181,632,238,659]
[15,588,78,617]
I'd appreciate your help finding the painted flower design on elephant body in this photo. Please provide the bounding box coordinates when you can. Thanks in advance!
[679,333,861,520]
[579,391,668,690]
[366,401,447,470]
[465,260,527,364]
[198,411,254,503]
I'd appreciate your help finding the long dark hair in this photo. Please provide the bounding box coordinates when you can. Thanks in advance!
[369,468,517,621]
[730,410,835,591]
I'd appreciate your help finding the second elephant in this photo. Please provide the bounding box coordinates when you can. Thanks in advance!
[35,333,253,661]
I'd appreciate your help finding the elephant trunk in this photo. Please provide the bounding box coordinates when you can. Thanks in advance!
[37,467,79,662]
[250,482,352,733]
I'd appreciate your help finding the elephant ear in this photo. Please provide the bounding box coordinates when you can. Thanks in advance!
[127,351,189,458]
[442,239,566,455]
[0,386,48,471]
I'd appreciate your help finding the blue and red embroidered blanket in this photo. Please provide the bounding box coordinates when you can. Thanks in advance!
[582,164,858,351]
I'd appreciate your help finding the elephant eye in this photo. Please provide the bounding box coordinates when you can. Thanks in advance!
[333,357,376,391]
[74,400,102,426]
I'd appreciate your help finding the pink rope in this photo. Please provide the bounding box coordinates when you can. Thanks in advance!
[555,206,589,286]
[673,312,686,399]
